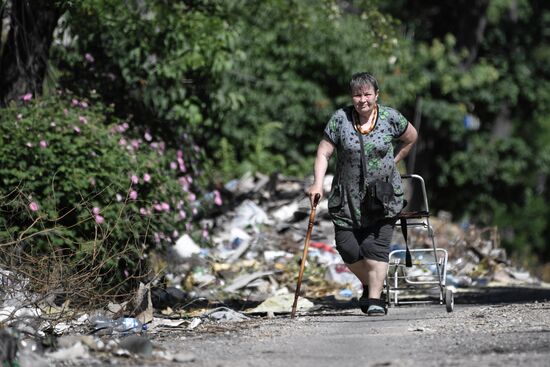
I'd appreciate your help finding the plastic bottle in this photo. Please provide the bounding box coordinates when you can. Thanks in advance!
[91,316,147,336]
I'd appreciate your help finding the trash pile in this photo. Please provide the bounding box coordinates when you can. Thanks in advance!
[0,172,544,366]
[176,172,542,299]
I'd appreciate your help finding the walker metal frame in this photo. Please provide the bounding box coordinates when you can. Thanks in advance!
[385,174,454,312]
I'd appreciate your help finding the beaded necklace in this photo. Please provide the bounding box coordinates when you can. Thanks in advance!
[353,104,378,134]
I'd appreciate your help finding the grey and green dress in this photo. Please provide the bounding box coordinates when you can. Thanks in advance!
[324,105,408,229]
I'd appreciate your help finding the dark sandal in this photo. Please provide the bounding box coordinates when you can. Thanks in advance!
[366,298,386,316]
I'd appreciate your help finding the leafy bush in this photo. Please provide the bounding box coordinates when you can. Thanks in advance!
[0,92,215,300]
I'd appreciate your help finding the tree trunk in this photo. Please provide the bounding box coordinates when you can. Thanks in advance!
[0,0,61,106]
[456,0,489,69]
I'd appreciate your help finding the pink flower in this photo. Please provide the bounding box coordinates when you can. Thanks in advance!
[160,202,170,211]
[129,190,138,200]
[188,192,196,202]
[214,190,223,206]
[131,175,139,184]
[29,202,39,211]
[63,108,69,116]
[78,116,88,124]
[153,203,163,212]
[92,207,100,215]
[139,207,149,216]
[172,230,179,238]
[143,173,151,183]
[80,101,88,108]
[39,140,47,149]
[177,157,186,172]
[116,124,127,133]
[119,138,127,146]
[21,93,32,101]
[84,53,95,63]
[73,126,81,133]
[170,162,177,170]
[176,150,183,158]
[179,177,189,192]
[130,139,140,150]
[94,215,104,224]
[144,132,152,141]
[72,99,79,106]
[179,210,187,220]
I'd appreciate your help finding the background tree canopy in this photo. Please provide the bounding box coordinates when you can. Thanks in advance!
[1,0,549,277]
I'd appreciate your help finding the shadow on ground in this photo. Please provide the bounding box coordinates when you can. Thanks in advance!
[454,286,550,304]
[176,286,550,315]
[308,286,550,311]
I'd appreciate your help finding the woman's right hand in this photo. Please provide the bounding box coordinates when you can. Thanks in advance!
[306,184,323,207]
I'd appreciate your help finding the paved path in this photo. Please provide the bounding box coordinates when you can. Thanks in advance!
[152,287,550,367]
[63,287,550,366]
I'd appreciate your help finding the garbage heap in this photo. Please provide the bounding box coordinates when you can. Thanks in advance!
[161,172,541,304]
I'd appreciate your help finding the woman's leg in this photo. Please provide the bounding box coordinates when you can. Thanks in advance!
[334,229,371,307]
[334,225,391,311]
[346,258,387,298]
[359,219,395,298]
[365,258,388,298]
[346,259,369,285]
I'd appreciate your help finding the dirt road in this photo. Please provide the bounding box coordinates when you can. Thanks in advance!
[143,287,550,367]
[51,287,550,367]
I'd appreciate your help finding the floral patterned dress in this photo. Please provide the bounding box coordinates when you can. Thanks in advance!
[324,104,409,228]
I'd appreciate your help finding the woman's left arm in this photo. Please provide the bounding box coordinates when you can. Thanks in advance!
[394,123,418,164]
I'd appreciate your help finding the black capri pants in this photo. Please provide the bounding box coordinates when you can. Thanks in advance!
[334,218,397,264]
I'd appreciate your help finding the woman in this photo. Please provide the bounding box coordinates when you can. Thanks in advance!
[308,72,417,315]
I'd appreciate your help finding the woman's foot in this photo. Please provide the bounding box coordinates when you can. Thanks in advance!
[366,298,386,316]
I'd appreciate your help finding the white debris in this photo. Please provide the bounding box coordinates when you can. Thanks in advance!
[174,234,201,258]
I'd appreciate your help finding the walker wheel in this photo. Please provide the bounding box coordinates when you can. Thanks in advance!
[445,289,454,312]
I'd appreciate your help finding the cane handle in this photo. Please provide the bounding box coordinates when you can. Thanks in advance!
[311,193,321,208]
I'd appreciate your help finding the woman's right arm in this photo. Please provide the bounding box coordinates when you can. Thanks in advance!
[307,138,335,203]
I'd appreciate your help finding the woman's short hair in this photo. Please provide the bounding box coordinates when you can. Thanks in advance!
[350,72,379,94]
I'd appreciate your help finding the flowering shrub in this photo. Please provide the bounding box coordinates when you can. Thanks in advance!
[0,92,220,298]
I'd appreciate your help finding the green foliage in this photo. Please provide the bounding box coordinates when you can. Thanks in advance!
[492,188,549,257]
[36,0,550,266]
[50,0,238,138]
[0,93,209,296]
[49,0,404,180]
[380,0,550,261]
[211,0,402,178]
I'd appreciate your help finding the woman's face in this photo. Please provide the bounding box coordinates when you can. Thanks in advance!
[352,84,378,116]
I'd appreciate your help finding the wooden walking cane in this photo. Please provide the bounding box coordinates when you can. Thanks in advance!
[291,193,321,319]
